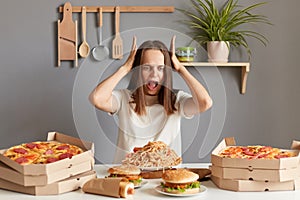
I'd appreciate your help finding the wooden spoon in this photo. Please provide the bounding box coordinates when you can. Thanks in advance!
[79,6,90,58]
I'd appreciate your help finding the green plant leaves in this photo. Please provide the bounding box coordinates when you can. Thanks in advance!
[177,0,272,59]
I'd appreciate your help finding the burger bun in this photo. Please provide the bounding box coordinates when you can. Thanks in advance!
[163,187,200,195]
[162,168,199,183]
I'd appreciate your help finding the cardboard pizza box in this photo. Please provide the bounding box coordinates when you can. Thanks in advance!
[0,131,94,175]
[211,175,300,192]
[0,170,97,195]
[210,164,300,182]
[0,158,94,186]
[211,137,300,170]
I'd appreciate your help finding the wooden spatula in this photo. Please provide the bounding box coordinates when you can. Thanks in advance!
[112,6,123,59]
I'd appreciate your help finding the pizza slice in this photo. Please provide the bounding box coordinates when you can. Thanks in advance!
[3,145,40,165]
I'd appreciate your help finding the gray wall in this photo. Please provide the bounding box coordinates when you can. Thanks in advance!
[1,0,300,164]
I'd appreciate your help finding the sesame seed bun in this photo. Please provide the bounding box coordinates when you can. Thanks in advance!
[108,165,141,175]
[162,168,199,183]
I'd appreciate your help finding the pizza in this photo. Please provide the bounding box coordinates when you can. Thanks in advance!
[3,141,83,165]
[218,145,295,159]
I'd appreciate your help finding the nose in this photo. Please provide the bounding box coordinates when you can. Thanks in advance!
[150,66,159,77]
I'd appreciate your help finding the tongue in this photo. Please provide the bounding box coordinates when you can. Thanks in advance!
[147,82,157,91]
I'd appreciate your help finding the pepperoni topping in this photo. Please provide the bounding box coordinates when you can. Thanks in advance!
[15,157,29,164]
[275,154,289,159]
[13,148,28,154]
[25,143,38,149]
[45,149,54,155]
[257,153,268,158]
[58,153,73,160]
[243,149,255,156]
[46,157,59,163]
[56,145,70,150]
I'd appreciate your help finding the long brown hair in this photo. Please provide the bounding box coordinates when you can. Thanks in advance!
[127,40,177,116]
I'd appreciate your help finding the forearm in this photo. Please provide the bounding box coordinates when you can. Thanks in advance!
[91,36,136,112]
[90,66,129,111]
[178,66,213,112]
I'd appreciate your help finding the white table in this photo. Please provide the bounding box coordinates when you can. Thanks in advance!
[1,163,300,200]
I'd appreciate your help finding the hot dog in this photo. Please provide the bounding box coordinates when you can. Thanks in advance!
[82,178,134,198]
[119,181,135,198]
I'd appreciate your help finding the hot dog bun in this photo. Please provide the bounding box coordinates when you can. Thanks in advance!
[119,181,134,198]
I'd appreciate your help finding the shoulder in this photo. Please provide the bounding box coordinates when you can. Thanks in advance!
[113,89,132,100]
[175,90,192,101]
[110,89,133,115]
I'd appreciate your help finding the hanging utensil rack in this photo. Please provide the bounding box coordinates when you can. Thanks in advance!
[57,3,174,67]
[59,6,174,13]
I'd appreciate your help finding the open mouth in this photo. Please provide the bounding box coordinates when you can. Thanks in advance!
[146,80,159,91]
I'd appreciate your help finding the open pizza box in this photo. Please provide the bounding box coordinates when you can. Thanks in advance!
[0,159,94,186]
[0,170,97,195]
[211,175,300,192]
[210,164,300,182]
[0,131,95,176]
[211,137,300,170]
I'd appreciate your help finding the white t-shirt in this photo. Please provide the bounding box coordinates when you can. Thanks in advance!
[111,89,193,163]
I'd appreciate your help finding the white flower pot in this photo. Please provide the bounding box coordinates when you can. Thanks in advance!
[207,41,230,63]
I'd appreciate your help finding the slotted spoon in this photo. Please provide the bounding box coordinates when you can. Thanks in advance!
[112,6,123,59]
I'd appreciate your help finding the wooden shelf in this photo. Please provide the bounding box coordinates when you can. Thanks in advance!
[59,6,174,13]
[181,62,250,94]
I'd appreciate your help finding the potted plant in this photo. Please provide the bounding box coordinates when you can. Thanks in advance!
[178,0,271,62]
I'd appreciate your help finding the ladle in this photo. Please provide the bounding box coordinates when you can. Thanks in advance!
[78,6,90,58]
[92,7,109,61]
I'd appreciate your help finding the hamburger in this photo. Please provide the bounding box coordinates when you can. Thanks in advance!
[107,165,142,187]
[161,168,200,194]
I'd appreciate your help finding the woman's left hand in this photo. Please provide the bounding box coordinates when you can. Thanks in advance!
[170,35,185,72]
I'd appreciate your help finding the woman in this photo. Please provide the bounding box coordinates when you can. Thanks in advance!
[90,36,212,163]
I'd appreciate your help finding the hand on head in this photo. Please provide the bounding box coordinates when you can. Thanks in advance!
[123,35,184,73]
[170,35,184,72]
[123,36,137,72]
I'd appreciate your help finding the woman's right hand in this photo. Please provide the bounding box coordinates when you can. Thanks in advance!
[170,35,185,73]
[122,36,137,73]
